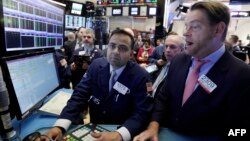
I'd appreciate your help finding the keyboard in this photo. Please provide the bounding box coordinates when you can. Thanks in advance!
[64,123,110,141]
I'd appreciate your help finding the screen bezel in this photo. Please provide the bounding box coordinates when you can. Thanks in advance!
[129,6,140,16]
[0,0,65,57]
[71,2,83,15]
[147,6,157,16]
[1,49,61,120]
[112,7,123,16]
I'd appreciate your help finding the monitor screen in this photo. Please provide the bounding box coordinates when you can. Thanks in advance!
[71,2,83,15]
[230,0,250,5]
[0,0,64,54]
[131,0,144,3]
[65,14,85,29]
[147,6,157,16]
[145,0,157,3]
[129,6,140,16]
[112,7,123,16]
[2,51,60,119]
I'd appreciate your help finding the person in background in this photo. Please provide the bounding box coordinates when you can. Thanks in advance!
[149,32,178,69]
[227,34,240,53]
[69,28,103,89]
[64,27,85,64]
[134,1,250,141]
[151,34,185,97]
[156,38,164,47]
[55,47,71,89]
[133,34,143,59]
[42,29,153,141]
[137,38,154,66]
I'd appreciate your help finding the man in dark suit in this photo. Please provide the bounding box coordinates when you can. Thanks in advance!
[69,28,103,88]
[63,27,85,63]
[44,29,153,141]
[134,1,250,141]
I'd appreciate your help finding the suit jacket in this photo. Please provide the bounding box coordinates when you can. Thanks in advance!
[59,57,154,138]
[152,51,250,136]
[63,40,77,63]
[69,46,103,88]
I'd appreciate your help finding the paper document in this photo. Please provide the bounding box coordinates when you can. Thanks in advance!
[145,64,158,73]
[39,91,71,115]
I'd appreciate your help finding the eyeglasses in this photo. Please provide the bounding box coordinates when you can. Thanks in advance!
[83,36,92,39]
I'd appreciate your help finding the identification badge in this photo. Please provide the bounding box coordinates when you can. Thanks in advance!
[198,74,217,93]
[113,82,129,95]
[79,51,86,55]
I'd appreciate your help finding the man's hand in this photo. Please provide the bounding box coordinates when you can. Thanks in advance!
[40,127,63,141]
[133,121,159,141]
[90,131,122,141]
[156,59,166,66]
[133,129,158,141]
[70,63,77,70]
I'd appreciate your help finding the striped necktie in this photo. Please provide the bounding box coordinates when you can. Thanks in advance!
[109,70,116,91]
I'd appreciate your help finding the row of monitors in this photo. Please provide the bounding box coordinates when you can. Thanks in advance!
[65,15,94,30]
[107,6,157,16]
[65,6,157,30]
[97,0,157,5]
[1,0,64,55]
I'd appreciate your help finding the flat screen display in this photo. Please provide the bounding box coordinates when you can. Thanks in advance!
[2,51,60,119]
[65,14,85,29]
[147,6,157,16]
[129,6,140,16]
[71,2,83,15]
[112,7,123,16]
[230,0,250,5]
[1,0,64,53]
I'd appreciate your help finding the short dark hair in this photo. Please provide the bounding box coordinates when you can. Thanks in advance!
[190,1,230,41]
[230,35,239,43]
[109,29,135,50]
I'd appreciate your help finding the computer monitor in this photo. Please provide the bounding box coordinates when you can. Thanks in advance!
[1,50,60,120]
[65,14,86,29]
[129,6,140,16]
[230,0,250,5]
[112,7,123,16]
[147,6,157,16]
[71,2,83,15]
[0,0,64,55]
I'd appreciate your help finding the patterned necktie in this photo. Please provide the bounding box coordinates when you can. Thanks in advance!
[109,70,116,92]
[182,59,207,105]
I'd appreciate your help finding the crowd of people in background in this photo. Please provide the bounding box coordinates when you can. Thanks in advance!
[50,2,250,140]
[57,22,250,91]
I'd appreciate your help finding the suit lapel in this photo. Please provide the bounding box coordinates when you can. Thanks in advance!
[98,62,110,99]
[175,55,193,107]
[184,51,230,105]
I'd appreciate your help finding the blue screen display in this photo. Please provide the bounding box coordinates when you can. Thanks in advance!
[6,52,59,117]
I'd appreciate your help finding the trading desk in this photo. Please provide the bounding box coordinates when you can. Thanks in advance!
[11,89,220,141]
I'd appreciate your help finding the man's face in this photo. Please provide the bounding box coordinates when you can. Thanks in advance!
[107,34,132,69]
[77,28,86,41]
[164,36,183,62]
[82,32,94,47]
[183,9,217,58]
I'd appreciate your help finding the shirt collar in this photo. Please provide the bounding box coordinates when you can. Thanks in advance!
[110,65,126,76]
[192,44,225,63]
